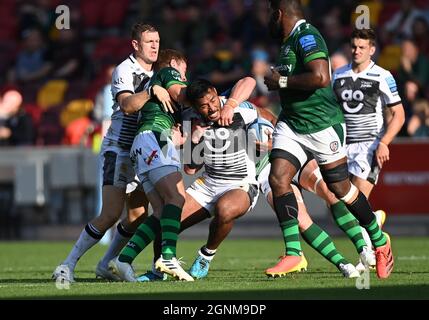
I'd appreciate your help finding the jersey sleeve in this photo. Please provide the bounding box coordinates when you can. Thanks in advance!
[238,101,258,125]
[296,31,329,65]
[111,65,135,102]
[153,67,187,89]
[379,71,402,107]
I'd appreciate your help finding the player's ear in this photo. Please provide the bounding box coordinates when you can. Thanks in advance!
[131,39,139,51]
[274,9,282,22]
[369,45,376,56]
[169,58,176,68]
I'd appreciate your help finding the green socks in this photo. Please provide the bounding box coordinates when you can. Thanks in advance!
[301,223,348,267]
[330,201,366,253]
[118,215,160,264]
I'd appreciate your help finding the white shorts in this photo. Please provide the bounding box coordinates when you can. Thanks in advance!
[347,140,381,184]
[100,138,139,190]
[272,120,346,167]
[131,130,181,176]
[186,177,259,217]
[257,163,303,198]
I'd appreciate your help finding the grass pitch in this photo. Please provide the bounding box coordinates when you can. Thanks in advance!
[0,238,428,300]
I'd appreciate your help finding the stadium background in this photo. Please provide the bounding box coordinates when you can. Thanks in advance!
[0,0,429,241]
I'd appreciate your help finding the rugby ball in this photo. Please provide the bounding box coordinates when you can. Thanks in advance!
[248,118,274,142]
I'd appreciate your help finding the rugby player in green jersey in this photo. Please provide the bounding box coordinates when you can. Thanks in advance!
[263,0,393,279]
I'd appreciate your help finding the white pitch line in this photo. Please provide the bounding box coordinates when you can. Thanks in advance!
[397,256,428,260]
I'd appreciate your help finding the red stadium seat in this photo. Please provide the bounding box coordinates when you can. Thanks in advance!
[24,104,43,129]
[101,0,130,28]
[37,104,65,145]
[80,0,104,28]
[378,2,401,27]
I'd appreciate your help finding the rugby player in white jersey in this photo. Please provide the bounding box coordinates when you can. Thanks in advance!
[108,52,258,282]
[52,23,171,283]
[179,79,262,278]
[332,28,405,271]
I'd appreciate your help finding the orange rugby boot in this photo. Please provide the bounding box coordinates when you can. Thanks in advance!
[265,254,308,277]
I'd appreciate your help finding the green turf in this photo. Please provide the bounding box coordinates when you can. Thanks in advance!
[0,238,428,299]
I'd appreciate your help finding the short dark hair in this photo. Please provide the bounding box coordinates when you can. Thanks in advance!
[131,22,157,41]
[186,79,216,106]
[155,49,187,71]
[269,0,303,15]
[351,28,377,46]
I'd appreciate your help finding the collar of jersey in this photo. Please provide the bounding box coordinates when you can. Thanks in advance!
[283,19,306,42]
[129,53,154,77]
[350,60,375,77]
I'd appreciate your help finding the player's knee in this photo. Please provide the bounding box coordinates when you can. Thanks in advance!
[269,173,288,193]
[215,204,236,224]
[320,162,349,184]
[125,212,147,230]
[320,163,349,197]
[97,207,122,228]
[166,194,185,208]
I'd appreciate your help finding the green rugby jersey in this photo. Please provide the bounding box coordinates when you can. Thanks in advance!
[137,67,187,134]
[276,20,344,134]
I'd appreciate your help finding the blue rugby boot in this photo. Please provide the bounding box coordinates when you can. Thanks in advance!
[189,254,211,279]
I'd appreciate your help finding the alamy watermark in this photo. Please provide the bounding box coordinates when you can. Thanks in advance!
[55,265,71,290]
[130,120,265,168]
[355,269,370,290]
[55,5,70,30]
[355,5,370,30]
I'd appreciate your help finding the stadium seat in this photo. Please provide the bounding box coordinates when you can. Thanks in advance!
[63,116,93,146]
[37,80,69,110]
[378,2,401,27]
[24,104,43,129]
[377,44,402,72]
[92,37,130,62]
[37,105,65,145]
[101,0,130,28]
[60,99,94,128]
[80,0,104,28]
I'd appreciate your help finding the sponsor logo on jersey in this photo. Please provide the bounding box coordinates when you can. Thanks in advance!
[204,128,231,152]
[386,76,398,93]
[360,80,373,88]
[171,69,182,81]
[275,64,293,73]
[283,45,291,56]
[340,89,365,113]
[145,150,159,165]
[299,35,317,52]
[113,77,124,85]
[366,73,380,77]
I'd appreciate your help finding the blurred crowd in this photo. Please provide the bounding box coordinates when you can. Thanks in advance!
[0,0,429,149]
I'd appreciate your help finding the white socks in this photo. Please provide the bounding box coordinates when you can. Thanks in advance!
[99,223,134,267]
[63,223,104,270]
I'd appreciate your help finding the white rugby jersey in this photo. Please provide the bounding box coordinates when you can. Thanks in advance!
[105,54,153,149]
[188,98,258,187]
[332,62,401,144]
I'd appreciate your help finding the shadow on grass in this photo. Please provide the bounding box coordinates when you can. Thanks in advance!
[0,278,105,284]
[7,284,429,300]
